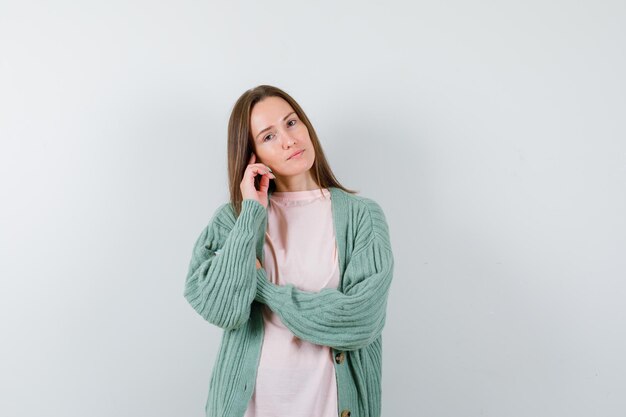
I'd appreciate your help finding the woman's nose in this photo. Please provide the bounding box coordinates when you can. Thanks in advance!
[281,134,295,147]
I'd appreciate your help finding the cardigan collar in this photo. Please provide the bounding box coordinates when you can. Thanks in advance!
[257,186,348,279]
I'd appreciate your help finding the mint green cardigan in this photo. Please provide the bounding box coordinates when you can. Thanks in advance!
[184,186,395,417]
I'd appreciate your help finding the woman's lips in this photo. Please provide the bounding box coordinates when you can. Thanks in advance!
[288,150,304,160]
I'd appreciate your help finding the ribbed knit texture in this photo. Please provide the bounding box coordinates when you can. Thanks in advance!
[184,187,395,417]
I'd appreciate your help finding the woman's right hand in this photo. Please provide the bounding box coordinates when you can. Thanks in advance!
[240,152,275,209]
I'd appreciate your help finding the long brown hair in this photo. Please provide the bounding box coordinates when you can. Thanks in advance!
[227,84,358,217]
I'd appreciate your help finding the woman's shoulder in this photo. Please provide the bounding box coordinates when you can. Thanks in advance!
[336,187,389,221]
[334,188,391,244]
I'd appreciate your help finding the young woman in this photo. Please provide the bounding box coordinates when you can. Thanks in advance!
[184,85,394,417]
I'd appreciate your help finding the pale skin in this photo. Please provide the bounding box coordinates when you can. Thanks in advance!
[240,96,319,270]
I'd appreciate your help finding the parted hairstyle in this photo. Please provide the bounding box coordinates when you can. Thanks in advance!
[226,84,358,217]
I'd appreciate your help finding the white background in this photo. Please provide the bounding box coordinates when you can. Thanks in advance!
[1,1,625,416]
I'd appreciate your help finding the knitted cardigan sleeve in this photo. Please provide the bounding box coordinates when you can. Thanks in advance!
[183,199,266,331]
[254,199,394,351]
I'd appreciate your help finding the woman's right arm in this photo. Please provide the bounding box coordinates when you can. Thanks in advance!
[183,199,266,331]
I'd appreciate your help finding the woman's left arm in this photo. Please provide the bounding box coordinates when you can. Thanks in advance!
[254,202,394,351]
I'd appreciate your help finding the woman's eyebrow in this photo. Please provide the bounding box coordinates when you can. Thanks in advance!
[256,111,296,139]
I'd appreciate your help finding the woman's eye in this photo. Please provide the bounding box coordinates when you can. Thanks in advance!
[263,120,295,142]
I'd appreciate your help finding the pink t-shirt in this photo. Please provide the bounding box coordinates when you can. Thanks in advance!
[244,187,340,417]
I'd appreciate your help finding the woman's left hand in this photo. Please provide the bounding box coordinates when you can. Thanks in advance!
[256,258,262,270]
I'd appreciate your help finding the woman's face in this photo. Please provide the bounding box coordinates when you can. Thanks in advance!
[249,96,315,182]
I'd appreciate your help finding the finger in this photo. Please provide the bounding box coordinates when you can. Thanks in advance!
[243,167,262,186]
[248,164,273,176]
[248,164,273,177]
[248,165,266,177]
[259,171,270,192]
[248,162,270,170]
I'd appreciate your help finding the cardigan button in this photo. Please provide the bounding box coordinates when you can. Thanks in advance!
[335,352,345,364]
[340,410,351,417]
